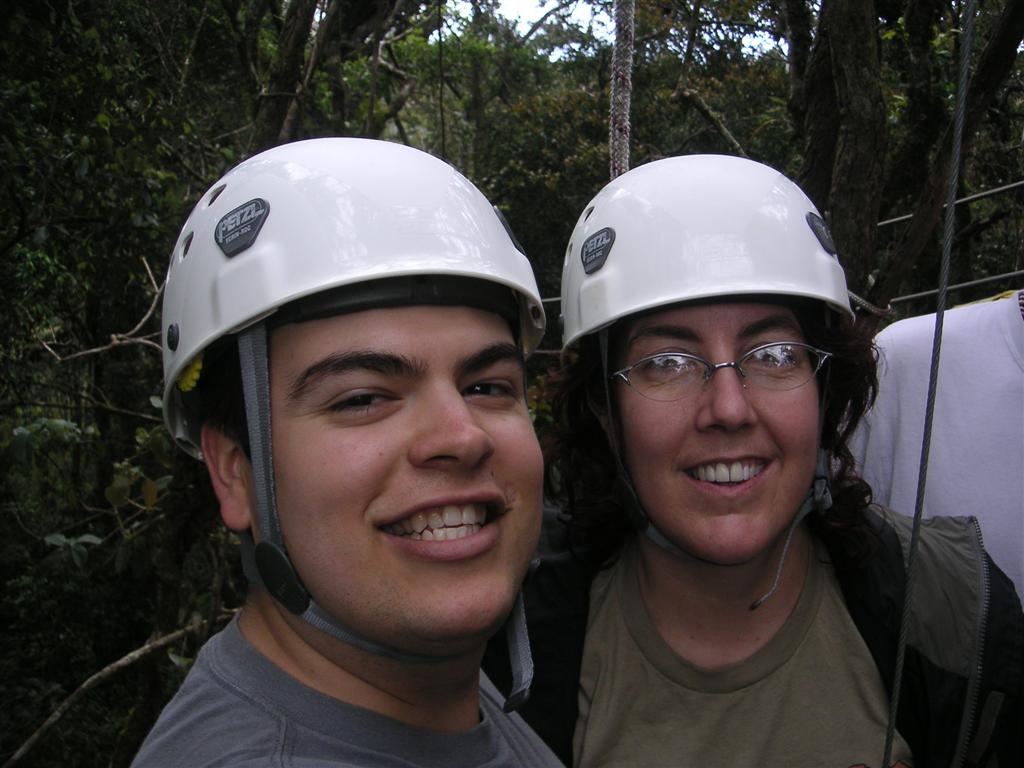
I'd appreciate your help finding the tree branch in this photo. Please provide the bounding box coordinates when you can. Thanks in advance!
[39,274,164,363]
[3,619,208,768]
[681,0,704,73]
[671,87,748,157]
[179,0,212,96]
[520,0,577,44]
[40,332,162,363]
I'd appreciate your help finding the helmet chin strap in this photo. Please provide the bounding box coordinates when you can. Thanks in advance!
[598,329,834,610]
[235,323,532,711]
[747,447,831,610]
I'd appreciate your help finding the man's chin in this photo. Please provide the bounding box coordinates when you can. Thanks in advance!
[405,609,515,657]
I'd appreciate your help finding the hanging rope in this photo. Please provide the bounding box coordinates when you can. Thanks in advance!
[609,0,635,179]
[437,0,447,160]
[881,0,978,764]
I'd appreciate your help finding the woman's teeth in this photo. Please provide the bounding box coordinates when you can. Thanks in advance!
[690,462,764,484]
[384,504,487,540]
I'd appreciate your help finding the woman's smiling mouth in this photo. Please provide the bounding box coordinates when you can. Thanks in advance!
[688,461,765,484]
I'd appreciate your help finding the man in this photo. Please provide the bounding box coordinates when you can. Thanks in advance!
[133,138,562,767]
[851,291,1024,596]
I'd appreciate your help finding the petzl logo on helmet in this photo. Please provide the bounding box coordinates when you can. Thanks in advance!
[581,227,615,274]
[805,212,837,256]
[216,198,270,257]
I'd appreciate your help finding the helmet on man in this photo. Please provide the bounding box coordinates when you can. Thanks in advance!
[163,137,544,457]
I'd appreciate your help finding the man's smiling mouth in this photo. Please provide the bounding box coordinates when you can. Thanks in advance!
[382,504,489,541]
[687,461,765,484]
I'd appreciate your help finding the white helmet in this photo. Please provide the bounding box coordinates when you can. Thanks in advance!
[162,137,545,456]
[560,154,852,347]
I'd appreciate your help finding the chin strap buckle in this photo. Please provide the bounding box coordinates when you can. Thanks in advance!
[254,540,311,615]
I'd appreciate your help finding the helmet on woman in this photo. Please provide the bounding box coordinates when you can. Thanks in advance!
[560,154,851,349]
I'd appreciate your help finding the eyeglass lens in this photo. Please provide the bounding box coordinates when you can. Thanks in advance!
[621,343,825,402]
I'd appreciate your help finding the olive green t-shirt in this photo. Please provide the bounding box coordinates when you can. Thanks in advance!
[573,538,913,768]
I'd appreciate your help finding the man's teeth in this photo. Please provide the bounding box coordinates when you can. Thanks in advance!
[384,504,486,540]
[691,462,763,483]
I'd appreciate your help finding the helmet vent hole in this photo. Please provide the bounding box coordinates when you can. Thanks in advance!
[583,206,595,221]
[181,232,194,260]
[207,184,227,206]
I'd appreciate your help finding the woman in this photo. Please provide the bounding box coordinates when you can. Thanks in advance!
[498,155,1022,767]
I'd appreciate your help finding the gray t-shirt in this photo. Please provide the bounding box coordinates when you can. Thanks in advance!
[132,617,563,767]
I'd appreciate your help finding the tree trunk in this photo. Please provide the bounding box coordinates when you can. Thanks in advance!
[796,2,838,213]
[250,0,319,151]
[869,0,1024,305]
[781,0,813,135]
[825,0,887,292]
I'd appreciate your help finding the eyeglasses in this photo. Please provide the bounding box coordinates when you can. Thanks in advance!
[611,342,831,402]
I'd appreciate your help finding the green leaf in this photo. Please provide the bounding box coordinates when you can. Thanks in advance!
[150,429,174,468]
[104,474,132,507]
[142,478,158,508]
[167,651,193,670]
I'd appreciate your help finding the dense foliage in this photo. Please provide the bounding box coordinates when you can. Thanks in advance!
[1,0,1021,764]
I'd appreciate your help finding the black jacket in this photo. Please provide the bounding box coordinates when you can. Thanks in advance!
[484,506,1024,767]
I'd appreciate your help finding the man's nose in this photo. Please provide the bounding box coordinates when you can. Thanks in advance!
[407,387,495,469]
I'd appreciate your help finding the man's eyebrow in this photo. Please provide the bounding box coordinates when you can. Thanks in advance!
[456,342,524,379]
[287,351,424,402]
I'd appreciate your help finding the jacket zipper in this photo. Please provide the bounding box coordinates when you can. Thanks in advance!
[951,516,990,767]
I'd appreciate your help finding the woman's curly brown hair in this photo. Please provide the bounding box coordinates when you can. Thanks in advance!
[543,301,880,569]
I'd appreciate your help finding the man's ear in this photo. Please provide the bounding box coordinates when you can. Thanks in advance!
[201,423,255,532]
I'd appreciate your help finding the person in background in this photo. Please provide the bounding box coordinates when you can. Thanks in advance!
[487,155,1023,767]
[133,138,563,768]
[851,290,1024,597]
